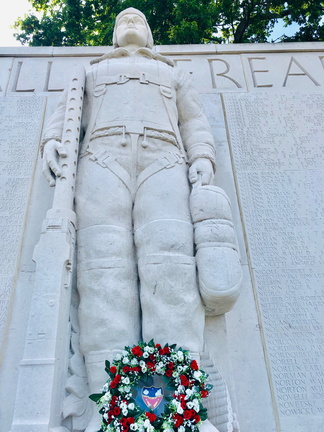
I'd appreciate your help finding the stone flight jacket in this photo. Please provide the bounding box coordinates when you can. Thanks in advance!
[41,48,216,170]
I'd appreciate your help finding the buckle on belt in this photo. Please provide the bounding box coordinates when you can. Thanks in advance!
[117,74,129,84]
[140,72,149,84]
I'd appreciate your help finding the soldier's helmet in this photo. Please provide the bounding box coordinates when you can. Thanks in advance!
[113,7,154,49]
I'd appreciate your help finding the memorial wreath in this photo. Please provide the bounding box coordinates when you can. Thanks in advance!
[90,340,212,432]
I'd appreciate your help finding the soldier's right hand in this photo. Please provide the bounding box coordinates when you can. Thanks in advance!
[42,139,68,187]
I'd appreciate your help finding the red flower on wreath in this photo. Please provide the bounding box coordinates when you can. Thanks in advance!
[201,390,209,398]
[180,374,190,387]
[120,418,130,431]
[184,410,196,420]
[146,412,157,423]
[132,346,143,357]
[165,369,173,377]
[159,347,170,355]
[110,396,118,406]
[146,361,156,371]
[193,414,201,424]
[113,406,121,416]
[110,374,121,389]
[190,360,199,370]
[173,414,184,427]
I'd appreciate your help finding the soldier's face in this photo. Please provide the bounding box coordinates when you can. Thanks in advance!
[116,13,148,48]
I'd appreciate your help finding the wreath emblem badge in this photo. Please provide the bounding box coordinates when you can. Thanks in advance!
[90,340,212,432]
[142,386,164,410]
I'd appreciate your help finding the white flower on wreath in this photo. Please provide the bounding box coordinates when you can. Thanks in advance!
[122,377,130,384]
[177,351,184,361]
[128,403,135,410]
[144,419,151,428]
[130,424,138,431]
[131,358,138,365]
[115,353,122,360]
[123,357,130,364]
[185,389,193,398]
[143,351,149,358]
[177,405,184,415]
[192,399,200,412]
[119,385,131,393]
[170,399,178,409]
[100,391,111,402]
[193,370,202,380]
[122,408,128,416]
[101,382,109,392]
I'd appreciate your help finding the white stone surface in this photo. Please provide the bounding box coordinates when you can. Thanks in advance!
[0,58,13,94]
[0,96,45,352]
[0,39,324,432]
[223,91,324,431]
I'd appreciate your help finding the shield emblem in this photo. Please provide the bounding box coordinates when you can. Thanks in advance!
[141,386,164,410]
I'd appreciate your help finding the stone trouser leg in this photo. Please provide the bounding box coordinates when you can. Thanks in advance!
[84,350,121,432]
[134,161,205,354]
[75,155,141,432]
[134,160,219,432]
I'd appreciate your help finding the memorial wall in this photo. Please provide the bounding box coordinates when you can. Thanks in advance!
[0,42,323,432]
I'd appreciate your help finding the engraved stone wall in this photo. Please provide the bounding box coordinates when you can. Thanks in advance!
[0,97,45,349]
[1,44,324,432]
[223,92,324,432]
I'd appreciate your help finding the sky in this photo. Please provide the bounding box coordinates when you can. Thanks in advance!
[0,0,32,46]
[0,0,299,47]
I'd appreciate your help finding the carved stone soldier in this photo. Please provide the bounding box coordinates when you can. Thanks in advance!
[42,8,241,432]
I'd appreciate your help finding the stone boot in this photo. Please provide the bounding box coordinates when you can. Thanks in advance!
[84,350,114,432]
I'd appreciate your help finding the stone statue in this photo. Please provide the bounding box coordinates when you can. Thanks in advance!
[42,8,242,432]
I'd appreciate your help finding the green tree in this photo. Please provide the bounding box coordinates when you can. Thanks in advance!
[215,0,324,43]
[13,0,324,46]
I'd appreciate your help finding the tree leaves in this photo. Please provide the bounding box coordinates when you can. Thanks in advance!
[13,0,324,46]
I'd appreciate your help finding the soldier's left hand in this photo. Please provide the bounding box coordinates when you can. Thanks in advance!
[189,158,214,186]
